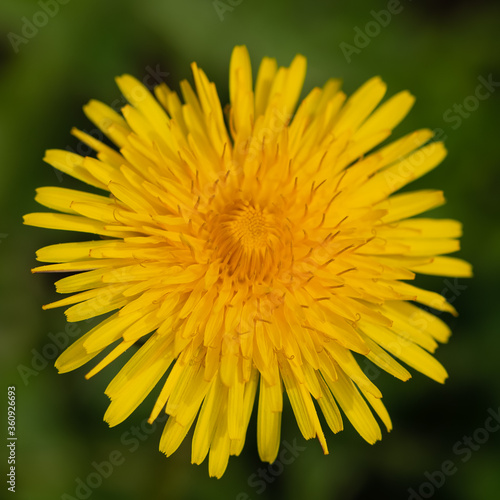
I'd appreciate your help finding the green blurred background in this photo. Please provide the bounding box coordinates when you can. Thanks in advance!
[1,0,499,499]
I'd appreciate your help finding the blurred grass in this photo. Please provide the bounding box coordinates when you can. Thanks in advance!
[1,0,500,499]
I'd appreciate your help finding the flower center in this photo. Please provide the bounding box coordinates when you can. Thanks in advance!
[228,204,268,251]
[207,200,287,282]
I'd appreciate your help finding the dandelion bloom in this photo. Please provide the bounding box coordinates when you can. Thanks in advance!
[25,46,471,477]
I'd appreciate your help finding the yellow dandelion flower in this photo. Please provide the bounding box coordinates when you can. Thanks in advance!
[25,46,472,478]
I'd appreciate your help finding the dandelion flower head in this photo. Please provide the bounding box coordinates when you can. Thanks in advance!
[24,46,472,478]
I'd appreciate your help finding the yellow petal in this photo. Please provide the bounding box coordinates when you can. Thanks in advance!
[361,321,449,383]
[353,90,415,141]
[192,380,225,465]
[104,333,173,426]
[43,150,107,189]
[23,212,133,238]
[83,99,131,147]
[410,256,473,277]
[378,190,445,223]
[257,376,282,463]
[333,76,386,134]
[325,368,382,444]
[254,57,277,117]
